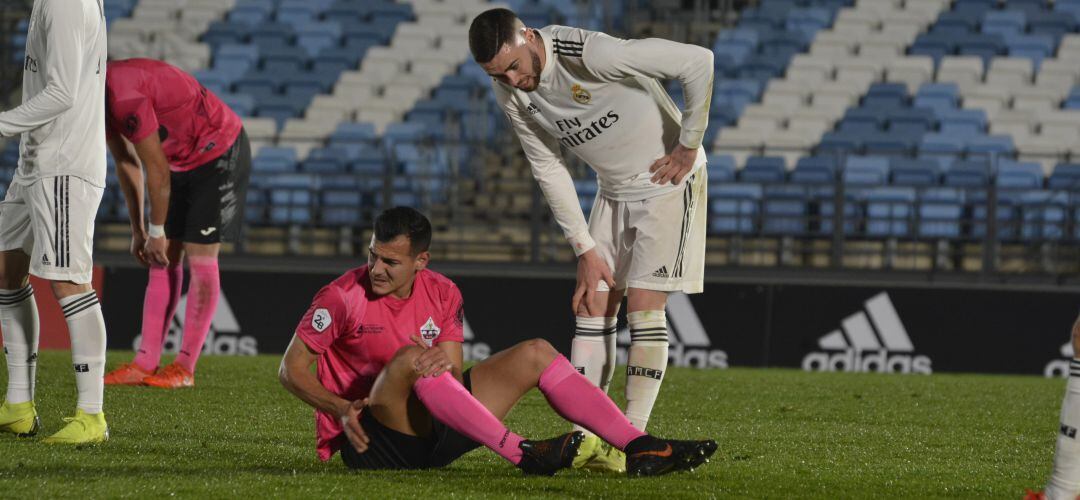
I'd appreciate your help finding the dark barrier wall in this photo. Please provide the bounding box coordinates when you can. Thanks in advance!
[101,267,1080,377]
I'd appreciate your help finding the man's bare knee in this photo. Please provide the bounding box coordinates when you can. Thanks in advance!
[388,345,426,375]
[50,280,91,300]
[522,338,558,370]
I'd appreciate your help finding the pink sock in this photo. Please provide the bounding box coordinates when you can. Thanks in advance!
[538,354,647,450]
[133,264,183,372]
[175,256,219,373]
[413,372,525,465]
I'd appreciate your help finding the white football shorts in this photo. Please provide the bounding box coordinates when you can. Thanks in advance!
[0,175,103,284]
[588,168,707,294]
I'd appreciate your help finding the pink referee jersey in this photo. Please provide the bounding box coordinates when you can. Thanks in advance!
[105,58,242,172]
[295,265,465,461]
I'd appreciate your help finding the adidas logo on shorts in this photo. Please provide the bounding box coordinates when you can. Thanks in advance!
[651,266,669,278]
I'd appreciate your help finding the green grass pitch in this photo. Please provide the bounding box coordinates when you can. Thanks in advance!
[0,351,1064,498]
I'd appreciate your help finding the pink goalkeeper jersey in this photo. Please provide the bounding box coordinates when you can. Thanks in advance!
[295,265,465,461]
[105,58,242,172]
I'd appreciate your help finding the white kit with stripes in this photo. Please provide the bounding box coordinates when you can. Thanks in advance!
[493,25,713,293]
[0,0,107,285]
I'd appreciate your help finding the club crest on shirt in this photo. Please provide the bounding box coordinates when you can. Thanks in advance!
[571,84,591,105]
[311,308,331,333]
[420,317,441,346]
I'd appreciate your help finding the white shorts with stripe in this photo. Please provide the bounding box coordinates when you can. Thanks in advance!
[0,175,102,284]
[588,169,707,294]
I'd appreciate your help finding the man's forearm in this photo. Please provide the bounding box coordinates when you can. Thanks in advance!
[114,160,145,233]
[280,365,349,416]
[144,161,170,226]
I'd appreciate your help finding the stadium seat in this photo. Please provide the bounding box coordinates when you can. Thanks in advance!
[762,185,809,235]
[917,188,965,239]
[866,187,916,237]
[710,184,761,234]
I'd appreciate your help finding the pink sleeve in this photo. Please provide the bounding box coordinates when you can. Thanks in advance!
[436,284,464,344]
[109,88,158,144]
[296,286,356,354]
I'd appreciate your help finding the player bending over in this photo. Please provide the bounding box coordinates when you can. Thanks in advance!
[1030,313,1080,499]
[279,207,716,475]
[101,58,251,389]
[469,8,714,471]
[0,0,109,444]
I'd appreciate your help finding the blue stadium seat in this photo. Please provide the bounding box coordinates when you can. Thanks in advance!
[383,122,429,148]
[324,2,369,24]
[1004,33,1056,67]
[329,122,377,145]
[234,72,281,101]
[981,10,1027,36]
[1049,164,1080,190]
[971,191,1021,240]
[261,46,307,72]
[1028,11,1077,41]
[710,184,761,234]
[918,188,965,239]
[706,154,737,182]
[913,83,959,113]
[944,160,991,187]
[966,135,1015,156]
[843,156,890,185]
[866,187,916,237]
[250,23,295,50]
[762,185,809,235]
[275,0,316,27]
[918,133,965,159]
[370,2,414,25]
[938,109,987,136]
[313,47,363,73]
[890,158,941,186]
[740,156,786,183]
[956,33,1005,63]
[296,21,343,57]
[791,156,837,184]
[218,93,256,117]
[887,108,935,136]
[214,44,260,77]
[816,189,860,236]
[785,7,832,40]
[229,1,273,26]
[997,160,1044,189]
[253,147,298,173]
[838,108,884,132]
[300,156,347,174]
[350,148,387,175]
[1020,190,1069,241]
[818,132,863,154]
[864,132,915,156]
[202,21,250,47]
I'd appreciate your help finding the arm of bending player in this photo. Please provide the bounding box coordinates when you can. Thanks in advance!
[130,132,171,266]
[495,85,595,256]
[107,134,149,266]
[581,34,714,150]
[0,1,87,137]
[279,335,370,453]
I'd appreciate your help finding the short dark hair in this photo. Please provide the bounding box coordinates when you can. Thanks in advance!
[469,8,521,63]
[373,207,432,255]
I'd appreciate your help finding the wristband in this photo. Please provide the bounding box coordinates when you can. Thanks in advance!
[148,223,165,238]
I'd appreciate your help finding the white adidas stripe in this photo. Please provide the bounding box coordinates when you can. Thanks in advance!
[817,292,915,352]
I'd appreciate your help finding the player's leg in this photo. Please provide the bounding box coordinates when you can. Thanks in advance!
[574,194,620,396]
[622,169,708,432]
[29,177,109,444]
[0,181,42,436]
[168,242,218,380]
[106,239,184,385]
[1044,313,1080,499]
[471,338,717,476]
[624,287,669,431]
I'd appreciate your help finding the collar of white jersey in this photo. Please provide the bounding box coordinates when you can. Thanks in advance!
[536,27,556,86]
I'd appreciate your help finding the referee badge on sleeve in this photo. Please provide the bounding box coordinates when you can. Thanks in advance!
[311,308,331,333]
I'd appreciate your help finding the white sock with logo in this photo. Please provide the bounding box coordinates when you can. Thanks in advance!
[570,316,618,435]
[60,291,106,414]
[0,285,39,404]
[625,310,668,431]
[1046,361,1080,499]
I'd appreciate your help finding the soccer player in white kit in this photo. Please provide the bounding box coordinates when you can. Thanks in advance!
[468,8,713,471]
[0,0,109,444]
[1030,313,1080,499]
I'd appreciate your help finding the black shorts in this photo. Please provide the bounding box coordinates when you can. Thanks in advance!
[340,369,482,470]
[165,128,252,244]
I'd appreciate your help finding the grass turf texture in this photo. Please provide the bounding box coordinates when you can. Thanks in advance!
[0,351,1064,498]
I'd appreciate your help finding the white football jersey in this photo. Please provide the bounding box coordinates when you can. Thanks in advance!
[493,25,713,255]
[0,0,107,187]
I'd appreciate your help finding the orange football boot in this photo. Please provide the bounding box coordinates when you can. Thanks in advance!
[142,363,194,389]
[103,363,154,386]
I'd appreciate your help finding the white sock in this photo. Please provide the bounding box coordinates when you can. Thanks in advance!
[60,291,106,414]
[1047,361,1080,499]
[0,285,39,404]
[625,310,669,431]
[570,316,618,435]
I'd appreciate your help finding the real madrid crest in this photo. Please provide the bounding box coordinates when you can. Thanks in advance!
[571,84,591,105]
